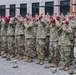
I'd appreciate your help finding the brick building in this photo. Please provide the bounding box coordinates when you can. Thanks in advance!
[0,0,76,17]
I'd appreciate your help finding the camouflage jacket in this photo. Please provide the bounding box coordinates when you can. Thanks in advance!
[69,20,76,40]
[33,21,38,38]
[49,20,61,41]
[15,21,24,36]
[58,24,72,46]
[37,19,47,39]
[1,19,7,36]
[7,24,15,36]
[23,21,34,39]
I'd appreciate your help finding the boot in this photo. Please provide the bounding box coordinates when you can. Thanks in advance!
[48,60,51,63]
[36,60,41,64]
[10,53,16,58]
[0,51,1,56]
[50,63,58,67]
[59,66,66,70]
[68,70,74,74]
[73,57,75,59]
[39,60,44,65]
[64,66,69,71]
[45,57,48,61]
[18,55,23,60]
[70,61,72,65]
[2,53,7,58]
[15,54,19,59]
[27,57,33,63]
[25,58,29,62]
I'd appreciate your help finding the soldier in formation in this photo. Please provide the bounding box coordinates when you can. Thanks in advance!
[15,15,25,60]
[7,16,16,58]
[0,12,76,71]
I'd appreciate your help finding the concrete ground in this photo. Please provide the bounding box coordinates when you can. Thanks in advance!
[0,48,76,75]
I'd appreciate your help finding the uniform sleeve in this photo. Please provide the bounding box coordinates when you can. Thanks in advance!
[41,18,47,26]
[55,19,61,28]
[66,27,72,33]
[27,22,34,29]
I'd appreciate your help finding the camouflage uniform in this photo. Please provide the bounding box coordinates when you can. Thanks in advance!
[58,24,72,67]
[0,20,2,55]
[70,19,76,62]
[44,15,50,59]
[23,20,35,59]
[7,18,16,57]
[36,18,46,62]
[1,19,8,56]
[15,17,25,59]
[49,20,60,66]
[33,20,38,57]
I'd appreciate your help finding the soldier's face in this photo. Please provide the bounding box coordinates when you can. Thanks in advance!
[52,23,55,27]
[72,18,74,20]
[66,24,69,28]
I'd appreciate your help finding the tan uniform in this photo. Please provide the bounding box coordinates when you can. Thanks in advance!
[7,18,15,56]
[15,17,25,58]
[1,19,8,55]
[70,19,76,61]
[58,24,72,66]
[36,18,46,61]
[0,20,2,55]
[23,20,36,58]
[49,20,60,65]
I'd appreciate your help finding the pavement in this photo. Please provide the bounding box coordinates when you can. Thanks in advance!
[0,48,76,75]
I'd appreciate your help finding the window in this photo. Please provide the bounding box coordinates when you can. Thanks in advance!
[60,0,70,15]
[0,5,6,17]
[20,4,27,17]
[32,3,39,16]
[45,2,54,16]
[10,4,16,17]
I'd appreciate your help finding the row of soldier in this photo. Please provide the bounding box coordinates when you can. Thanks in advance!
[0,12,76,71]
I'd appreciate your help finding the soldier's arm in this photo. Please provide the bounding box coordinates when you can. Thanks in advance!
[40,18,47,26]
[34,21,38,27]
[27,22,34,29]
[46,23,50,29]
[57,24,63,32]
[23,22,27,29]
[54,19,61,28]
[73,23,76,28]
[66,28,72,33]
[41,21,47,26]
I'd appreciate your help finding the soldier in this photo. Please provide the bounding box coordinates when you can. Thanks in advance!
[23,17,35,63]
[65,12,70,18]
[0,17,2,56]
[33,16,39,58]
[15,15,25,60]
[59,20,72,71]
[44,13,50,61]
[1,17,8,58]
[70,16,76,64]
[49,18,60,67]
[7,17,16,58]
[60,13,64,19]
[36,16,47,65]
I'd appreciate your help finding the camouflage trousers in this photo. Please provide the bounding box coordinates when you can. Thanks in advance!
[1,36,7,53]
[7,36,15,54]
[45,36,50,57]
[70,40,75,61]
[60,45,71,66]
[16,35,25,55]
[0,36,1,55]
[75,32,76,46]
[37,39,46,61]
[49,41,60,65]
[26,38,36,58]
